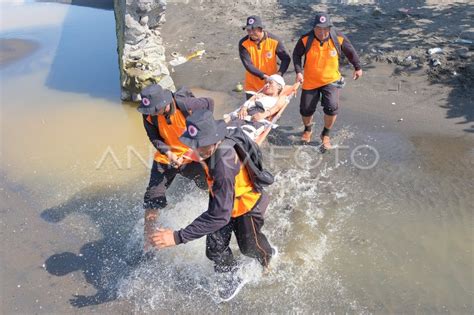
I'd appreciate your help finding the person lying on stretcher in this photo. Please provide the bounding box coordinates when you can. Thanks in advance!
[224,74,287,140]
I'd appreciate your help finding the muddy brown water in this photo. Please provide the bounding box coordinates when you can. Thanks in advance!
[1,1,473,314]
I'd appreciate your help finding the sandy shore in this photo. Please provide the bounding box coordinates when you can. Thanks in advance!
[162,1,474,137]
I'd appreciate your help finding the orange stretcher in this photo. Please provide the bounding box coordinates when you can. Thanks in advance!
[254,82,300,145]
[182,82,300,163]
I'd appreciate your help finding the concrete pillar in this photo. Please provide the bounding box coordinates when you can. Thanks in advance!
[114,0,175,101]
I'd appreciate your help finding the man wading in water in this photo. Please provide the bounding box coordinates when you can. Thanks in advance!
[138,84,214,250]
[150,110,275,301]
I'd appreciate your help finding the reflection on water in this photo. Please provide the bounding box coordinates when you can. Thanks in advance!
[1,3,128,207]
[0,1,69,31]
[44,2,119,100]
[1,1,473,314]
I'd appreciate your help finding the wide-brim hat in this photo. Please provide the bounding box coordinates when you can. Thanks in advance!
[137,84,173,115]
[180,109,227,148]
[313,13,333,28]
[243,15,264,30]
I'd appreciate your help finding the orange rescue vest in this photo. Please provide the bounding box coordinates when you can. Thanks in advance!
[202,154,261,218]
[302,35,344,90]
[242,34,279,92]
[146,105,191,165]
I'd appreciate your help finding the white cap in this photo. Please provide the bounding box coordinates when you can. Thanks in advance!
[268,74,285,88]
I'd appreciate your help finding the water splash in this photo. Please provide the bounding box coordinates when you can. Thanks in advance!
[117,132,364,312]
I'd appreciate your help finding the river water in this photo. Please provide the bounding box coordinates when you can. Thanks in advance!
[1,1,473,314]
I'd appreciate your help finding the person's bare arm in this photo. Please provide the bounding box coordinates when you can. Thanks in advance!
[252,96,286,121]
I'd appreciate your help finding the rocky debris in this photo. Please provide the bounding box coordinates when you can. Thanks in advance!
[457,48,473,60]
[114,0,175,101]
[363,38,472,87]
[431,59,441,67]
[428,47,443,55]
[371,7,384,17]
[140,15,149,26]
[306,2,472,90]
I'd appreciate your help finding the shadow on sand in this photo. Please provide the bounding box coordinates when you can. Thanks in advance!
[41,185,143,307]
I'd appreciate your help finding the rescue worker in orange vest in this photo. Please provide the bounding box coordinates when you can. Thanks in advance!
[239,15,291,100]
[138,84,214,249]
[150,110,274,293]
[293,13,363,149]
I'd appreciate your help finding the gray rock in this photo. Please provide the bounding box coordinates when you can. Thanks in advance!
[371,7,383,17]
[459,31,474,41]
[140,15,149,26]
[158,75,175,92]
[143,45,165,58]
[157,63,170,76]
[136,0,153,13]
[456,48,469,59]
[459,51,473,60]
[125,34,146,46]
[115,0,175,100]
[428,47,443,55]
[392,56,403,65]
[125,14,147,44]
[121,90,131,100]
[431,59,441,67]
[132,93,142,102]
[129,50,144,59]
[147,5,166,28]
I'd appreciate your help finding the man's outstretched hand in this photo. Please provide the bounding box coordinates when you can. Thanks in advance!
[353,69,363,80]
[150,228,176,248]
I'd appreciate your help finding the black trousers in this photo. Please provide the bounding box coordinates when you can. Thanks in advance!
[206,192,273,272]
[300,84,340,117]
[143,160,207,209]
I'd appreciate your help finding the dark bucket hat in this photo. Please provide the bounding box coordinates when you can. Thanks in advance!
[137,84,173,115]
[313,13,333,28]
[243,15,264,30]
[180,109,227,148]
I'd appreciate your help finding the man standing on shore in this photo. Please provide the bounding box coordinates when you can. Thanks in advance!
[239,15,291,100]
[293,13,362,149]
